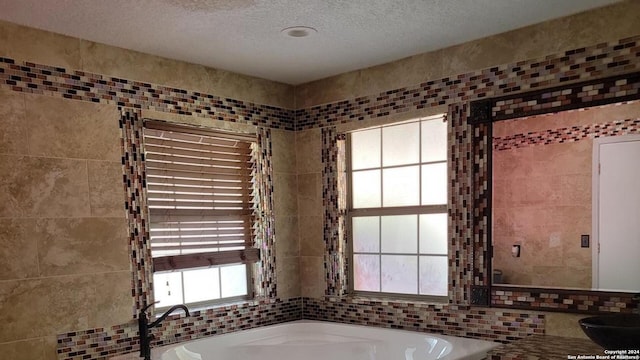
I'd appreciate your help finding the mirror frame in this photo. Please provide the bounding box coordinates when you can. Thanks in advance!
[467,71,640,314]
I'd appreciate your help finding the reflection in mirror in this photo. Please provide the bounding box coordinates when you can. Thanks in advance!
[491,101,640,292]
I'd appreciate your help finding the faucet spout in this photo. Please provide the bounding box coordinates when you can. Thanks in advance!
[149,304,191,328]
[138,303,190,360]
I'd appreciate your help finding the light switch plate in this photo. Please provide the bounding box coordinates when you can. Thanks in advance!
[581,234,590,248]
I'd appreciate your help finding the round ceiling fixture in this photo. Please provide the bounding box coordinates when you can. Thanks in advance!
[281,26,317,38]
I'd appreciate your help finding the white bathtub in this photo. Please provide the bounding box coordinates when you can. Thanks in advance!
[152,320,499,360]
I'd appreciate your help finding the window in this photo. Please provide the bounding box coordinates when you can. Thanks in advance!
[349,115,448,297]
[143,121,259,308]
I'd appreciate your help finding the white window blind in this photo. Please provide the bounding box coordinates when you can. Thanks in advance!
[143,121,259,272]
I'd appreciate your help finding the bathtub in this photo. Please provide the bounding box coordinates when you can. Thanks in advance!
[152,320,499,360]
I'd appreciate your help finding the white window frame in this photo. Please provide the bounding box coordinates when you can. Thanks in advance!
[346,114,449,301]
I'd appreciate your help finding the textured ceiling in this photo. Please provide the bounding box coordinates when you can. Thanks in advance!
[0,0,622,85]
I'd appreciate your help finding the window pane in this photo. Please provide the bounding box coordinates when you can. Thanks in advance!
[381,255,417,294]
[419,256,448,296]
[153,272,183,307]
[381,215,417,254]
[353,216,380,253]
[382,166,419,207]
[351,128,380,170]
[421,118,447,162]
[382,122,419,166]
[220,264,247,298]
[419,213,448,255]
[183,268,220,303]
[352,169,381,208]
[421,163,447,205]
[354,254,380,292]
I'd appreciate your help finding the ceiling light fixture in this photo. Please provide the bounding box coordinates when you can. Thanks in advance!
[281,26,317,38]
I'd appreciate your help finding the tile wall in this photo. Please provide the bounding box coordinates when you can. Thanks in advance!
[0,89,132,359]
[0,1,639,359]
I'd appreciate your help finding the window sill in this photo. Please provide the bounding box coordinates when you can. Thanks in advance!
[154,296,259,317]
[328,293,449,307]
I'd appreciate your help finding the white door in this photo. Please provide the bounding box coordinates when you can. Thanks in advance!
[593,135,640,292]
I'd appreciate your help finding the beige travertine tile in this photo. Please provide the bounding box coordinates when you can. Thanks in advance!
[274,216,299,258]
[294,71,361,108]
[300,256,324,298]
[81,41,294,109]
[88,161,125,217]
[295,128,322,174]
[0,155,90,218]
[0,89,28,155]
[25,95,120,161]
[0,219,38,280]
[299,216,324,257]
[276,257,301,299]
[38,275,95,336]
[92,271,134,327]
[272,173,298,216]
[0,20,81,70]
[42,336,59,360]
[271,129,297,174]
[441,37,518,79]
[544,312,590,339]
[0,338,47,360]
[0,273,130,343]
[297,173,322,217]
[360,51,444,96]
[36,217,129,276]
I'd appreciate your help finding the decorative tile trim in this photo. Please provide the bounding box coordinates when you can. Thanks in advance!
[120,108,154,316]
[493,116,640,151]
[488,335,604,359]
[491,286,637,314]
[56,298,302,360]
[321,127,348,296]
[296,36,639,130]
[489,71,640,121]
[0,57,295,130]
[448,104,474,304]
[303,297,544,343]
[254,127,277,298]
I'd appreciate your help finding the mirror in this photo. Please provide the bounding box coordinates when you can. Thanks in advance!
[491,100,640,292]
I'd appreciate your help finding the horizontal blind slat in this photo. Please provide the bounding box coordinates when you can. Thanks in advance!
[146,176,251,189]
[145,144,251,162]
[148,192,250,202]
[146,152,252,170]
[147,168,252,182]
[147,184,250,195]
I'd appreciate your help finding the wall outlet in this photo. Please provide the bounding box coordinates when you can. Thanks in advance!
[581,234,590,248]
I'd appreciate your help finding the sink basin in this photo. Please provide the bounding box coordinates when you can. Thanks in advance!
[579,314,640,350]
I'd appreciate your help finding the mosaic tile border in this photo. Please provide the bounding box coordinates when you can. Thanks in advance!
[321,127,348,296]
[56,298,302,360]
[488,71,640,122]
[120,108,154,316]
[0,58,295,130]
[493,116,640,151]
[254,127,278,298]
[491,287,637,314]
[448,104,474,305]
[302,297,544,344]
[295,36,639,131]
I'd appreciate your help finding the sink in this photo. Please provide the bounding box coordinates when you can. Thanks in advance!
[579,314,640,350]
